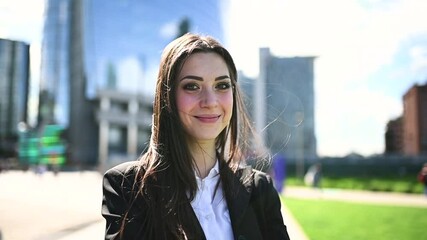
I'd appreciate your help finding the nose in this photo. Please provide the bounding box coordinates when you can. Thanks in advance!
[200,88,218,108]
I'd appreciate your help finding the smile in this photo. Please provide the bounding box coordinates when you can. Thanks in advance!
[194,115,220,123]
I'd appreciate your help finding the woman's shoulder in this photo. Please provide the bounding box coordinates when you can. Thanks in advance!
[233,166,278,203]
[236,166,273,187]
[102,161,144,197]
[104,161,142,180]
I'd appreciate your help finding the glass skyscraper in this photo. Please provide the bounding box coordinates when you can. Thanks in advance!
[0,38,30,156]
[39,0,71,126]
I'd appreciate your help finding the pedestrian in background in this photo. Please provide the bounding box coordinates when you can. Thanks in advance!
[101,33,290,240]
[271,154,286,193]
[304,163,322,189]
[417,162,427,196]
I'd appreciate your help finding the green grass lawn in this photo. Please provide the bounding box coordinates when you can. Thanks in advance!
[285,176,424,194]
[282,197,427,240]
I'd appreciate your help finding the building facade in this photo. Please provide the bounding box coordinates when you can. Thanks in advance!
[256,48,317,162]
[0,38,30,157]
[384,116,403,155]
[39,0,71,126]
[95,89,152,172]
[403,83,427,156]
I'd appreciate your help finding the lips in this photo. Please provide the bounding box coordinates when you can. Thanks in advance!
[194,114,220,123]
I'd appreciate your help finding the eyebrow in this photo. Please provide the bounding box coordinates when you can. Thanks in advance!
[179,75,230,81]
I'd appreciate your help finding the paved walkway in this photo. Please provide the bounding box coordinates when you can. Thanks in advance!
[1,171,426,239]
[0,170,104,240]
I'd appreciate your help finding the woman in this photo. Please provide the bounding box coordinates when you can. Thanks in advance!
[102,33,291,240]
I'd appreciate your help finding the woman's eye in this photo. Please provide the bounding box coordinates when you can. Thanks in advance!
[216,82,231,90]
[183,83,199,91]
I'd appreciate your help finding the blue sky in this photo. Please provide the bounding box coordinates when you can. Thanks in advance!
[1,0,427,157]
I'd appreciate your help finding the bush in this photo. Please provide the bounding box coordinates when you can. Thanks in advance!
[284,176,424,194]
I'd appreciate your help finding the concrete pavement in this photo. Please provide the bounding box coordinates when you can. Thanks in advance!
[56,220,104,240]
[2,170,425,240]
[0,170,104,240]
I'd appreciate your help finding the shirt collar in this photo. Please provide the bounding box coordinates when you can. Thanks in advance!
[195,159,219,180]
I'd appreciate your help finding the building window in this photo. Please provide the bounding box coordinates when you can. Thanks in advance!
[110,101,127,113]
[108,125,127,155]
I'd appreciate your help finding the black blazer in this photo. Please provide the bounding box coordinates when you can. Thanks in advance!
[102,161,291,240]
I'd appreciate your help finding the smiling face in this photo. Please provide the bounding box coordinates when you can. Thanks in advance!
[176,52,233,144]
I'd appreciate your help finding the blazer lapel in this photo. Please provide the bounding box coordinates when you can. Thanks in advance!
[182,201,207,240]
[224,166,254,232]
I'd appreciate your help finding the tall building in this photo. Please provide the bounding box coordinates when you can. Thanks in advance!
[384,116,403,155]
[238,71,255,120]
[39,0,226,166]
[403,82,427,156]
[256,48,317,161]
[39,0,71,126]
[0,38,30,157]
[40,0,98,166]
[68,0,99,166]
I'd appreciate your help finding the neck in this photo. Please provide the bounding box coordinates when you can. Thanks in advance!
[188,140,216,179]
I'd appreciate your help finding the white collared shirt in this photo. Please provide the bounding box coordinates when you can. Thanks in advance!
[190,161,234,240]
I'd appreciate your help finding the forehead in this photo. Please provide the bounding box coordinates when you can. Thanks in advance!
[178,52,229,77]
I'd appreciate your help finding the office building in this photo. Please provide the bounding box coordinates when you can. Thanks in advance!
[95,89,152,172]
[0,38,30,157]
[256,48,317,161]
[39,0,71,126]
[385,116,403,155]
[403,82,427,156]
[238,70,255,121]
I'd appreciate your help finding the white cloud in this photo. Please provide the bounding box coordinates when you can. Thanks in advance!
[117,57,145,93]
[0,0,45,44]
[159,21,178,39]
[316,86,402,157]
[409,45,427,77]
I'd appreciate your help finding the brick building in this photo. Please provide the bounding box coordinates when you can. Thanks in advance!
[402,83,427,156]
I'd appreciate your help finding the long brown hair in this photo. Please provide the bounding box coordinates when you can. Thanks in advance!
[121,33,264,239]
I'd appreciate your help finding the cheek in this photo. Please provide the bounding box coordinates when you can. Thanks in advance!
[176,92,194,114]
[222,93,234,116]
